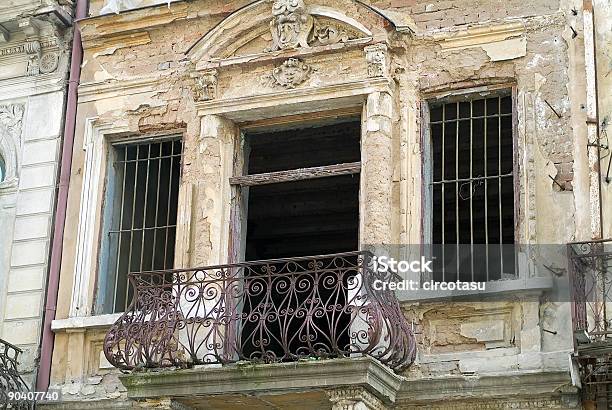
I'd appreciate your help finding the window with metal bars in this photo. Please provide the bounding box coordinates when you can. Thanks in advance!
[98,138,182,313]
[427,93,516,282]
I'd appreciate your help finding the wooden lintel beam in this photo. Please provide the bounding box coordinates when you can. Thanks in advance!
[230,162,361,187]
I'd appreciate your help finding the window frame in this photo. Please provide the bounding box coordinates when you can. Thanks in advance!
[95,134,184,315]
[0,153,5,183]
[421,85,520,282]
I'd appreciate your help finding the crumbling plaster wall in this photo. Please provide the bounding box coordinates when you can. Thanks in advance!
[49,0,587,403]
[395,7,579,377]
[371,0,560,30]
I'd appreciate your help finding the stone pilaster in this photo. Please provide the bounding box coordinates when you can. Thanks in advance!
[361,91,394,251]
[193,114,239,267]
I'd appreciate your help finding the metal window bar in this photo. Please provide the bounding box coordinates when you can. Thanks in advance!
[108,139,182,312]
[430,95,515,282]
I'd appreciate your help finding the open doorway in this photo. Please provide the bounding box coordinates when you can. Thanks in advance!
[244,120,361,259]
[233,118,362,361]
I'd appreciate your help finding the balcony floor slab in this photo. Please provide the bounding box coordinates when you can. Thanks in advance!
[119,356,403,408]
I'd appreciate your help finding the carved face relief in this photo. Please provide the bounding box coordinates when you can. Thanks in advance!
[268,0,313,51]
[268,58,313,89]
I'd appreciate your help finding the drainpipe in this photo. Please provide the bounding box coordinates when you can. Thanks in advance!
[36,0,88,392]
[583,0,603,240]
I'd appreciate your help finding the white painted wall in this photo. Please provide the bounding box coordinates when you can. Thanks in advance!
[0,90,67,387]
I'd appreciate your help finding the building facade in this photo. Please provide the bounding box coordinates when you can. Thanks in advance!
[0,0,73,394]
[32,0,612,409]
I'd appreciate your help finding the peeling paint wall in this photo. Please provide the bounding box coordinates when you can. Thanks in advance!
[373,0,560,30]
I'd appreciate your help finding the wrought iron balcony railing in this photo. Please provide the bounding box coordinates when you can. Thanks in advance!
[104,251,416,372]
[568,239,612,403]
[0,339,32,410]
[569,239,612,341]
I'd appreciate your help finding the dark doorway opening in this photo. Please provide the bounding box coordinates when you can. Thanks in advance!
[245,120,361,260]
[239,119,361,361]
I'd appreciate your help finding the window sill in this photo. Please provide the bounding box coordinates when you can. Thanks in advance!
[51,313,123,332]
[396,276,554,303]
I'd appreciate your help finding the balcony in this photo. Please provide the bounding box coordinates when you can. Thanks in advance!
[104,251,416,373]
[569,239,612,405]
[0,339,32,410]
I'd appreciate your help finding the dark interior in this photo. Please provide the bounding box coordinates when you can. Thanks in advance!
[245,120,361,260]
[109,139,181,313]
[429,96,515,281]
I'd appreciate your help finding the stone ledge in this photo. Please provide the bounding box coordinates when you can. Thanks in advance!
[397,370,575,403]
[51,313,122,332]
[397,276,553,303]
[37,400,133,410]
[120,356,404,405]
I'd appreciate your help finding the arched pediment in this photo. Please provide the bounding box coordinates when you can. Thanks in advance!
[187,0,396,65]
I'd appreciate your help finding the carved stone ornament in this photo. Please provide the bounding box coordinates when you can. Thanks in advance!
[193,69,218,101]
[364,43,389,78]
[0,104,25,187]
[263,58,313,89]
[24,40,41,76]
[0,104,25,138]
[268,0,314,51]
[39,52,59,74]
[312,24,350,46]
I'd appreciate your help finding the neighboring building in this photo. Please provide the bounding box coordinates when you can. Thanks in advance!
[38,0,612,409]
[0,0,73,394]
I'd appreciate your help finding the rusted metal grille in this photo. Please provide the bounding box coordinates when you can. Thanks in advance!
[106,139,182,313]
[569,239,612,403]
[429,95,515,282]
[103,252,416,371]
[0,339,32,410]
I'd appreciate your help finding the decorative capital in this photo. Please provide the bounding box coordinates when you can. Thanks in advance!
[326,387,386,410]
[0,104,25,137]
[263,58,313,89]
[193,69,219,101]
[364,43,389,78]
